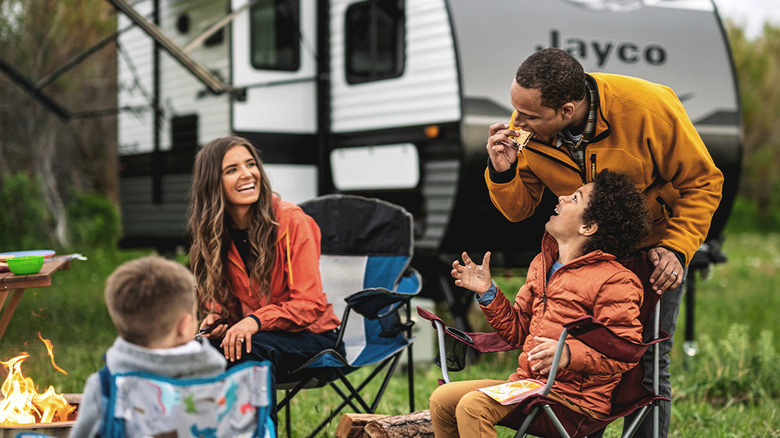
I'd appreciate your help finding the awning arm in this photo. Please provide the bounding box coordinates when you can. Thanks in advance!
[0,57,71,121]
[104,0,233,94]
[183,0,261,54]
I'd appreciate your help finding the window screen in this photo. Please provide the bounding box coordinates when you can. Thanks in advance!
[250,0,300,71]
[346,0,405,84]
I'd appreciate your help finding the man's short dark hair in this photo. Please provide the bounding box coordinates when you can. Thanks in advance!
[581,169,651,259]
[515,48,587,110]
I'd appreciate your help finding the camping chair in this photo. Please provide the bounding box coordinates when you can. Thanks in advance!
[98,361,273,438]
[418,252,669,438]
[277,194,422,438]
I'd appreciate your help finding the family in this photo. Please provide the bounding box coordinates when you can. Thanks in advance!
[70,48,722,438]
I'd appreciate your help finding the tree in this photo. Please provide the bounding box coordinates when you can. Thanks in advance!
[0,0,118,247]
[723,21,780,227]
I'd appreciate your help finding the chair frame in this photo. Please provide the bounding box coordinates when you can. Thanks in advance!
[426,302,666,438]
[277,194,421,438]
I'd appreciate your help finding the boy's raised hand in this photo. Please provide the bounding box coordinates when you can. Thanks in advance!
[451,251,493,295]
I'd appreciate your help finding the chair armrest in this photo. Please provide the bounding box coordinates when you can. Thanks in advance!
[346,288,416,319]
[564,316,669,363]
[417,306,516,353]
[417,306,518,384]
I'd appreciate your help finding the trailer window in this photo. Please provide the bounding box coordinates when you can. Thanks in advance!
[250,0,300,71]
[345,0,405,84]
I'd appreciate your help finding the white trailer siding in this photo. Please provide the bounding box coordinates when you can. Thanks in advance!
[117,0,231,156]
[329,0,460,132]
[117,1,154,155]
[118,0,232,242]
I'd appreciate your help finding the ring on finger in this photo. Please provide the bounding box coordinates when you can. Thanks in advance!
[238,338,244,343]
[671,271,678,278]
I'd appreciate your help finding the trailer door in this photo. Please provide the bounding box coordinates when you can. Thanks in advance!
[231,0,319,203]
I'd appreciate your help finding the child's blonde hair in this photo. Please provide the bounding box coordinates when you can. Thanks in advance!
[105,256,196,347]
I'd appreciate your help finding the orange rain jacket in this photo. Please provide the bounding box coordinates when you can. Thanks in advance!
[481,233,644,415]
[222,197,341,333]
[486,73,724,265]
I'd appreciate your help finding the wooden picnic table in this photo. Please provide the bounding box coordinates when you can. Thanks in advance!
[0,259,71,341]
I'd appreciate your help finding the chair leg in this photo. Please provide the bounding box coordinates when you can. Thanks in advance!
[514,406,539,438]
[513,405,572,438]
[623,405,650,437]
[370,353,402,412]
[406,302,415,412]
[653,302,661,438]
[285,392,292,438]
[304,356,402,438]
[542,404,571,438]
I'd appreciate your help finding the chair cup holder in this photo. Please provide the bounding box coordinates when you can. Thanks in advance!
[435,333,468,372]
[378,310,411,338]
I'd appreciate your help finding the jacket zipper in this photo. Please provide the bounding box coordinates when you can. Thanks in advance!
[590,153,597,181]
[656,196,673,217]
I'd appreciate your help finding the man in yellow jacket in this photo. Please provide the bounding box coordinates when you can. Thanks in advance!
[485,48,723,438]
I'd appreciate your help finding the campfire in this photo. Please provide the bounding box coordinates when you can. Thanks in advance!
[0,334,76,425]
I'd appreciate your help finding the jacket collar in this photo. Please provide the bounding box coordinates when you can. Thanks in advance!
[586,73,612,144]
[541,231,616,270]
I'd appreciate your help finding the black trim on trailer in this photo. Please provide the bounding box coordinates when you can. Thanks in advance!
[317,0,333,195]
[119,151,197,178]
[233,131,318,164]
[333,122,460,148]
[152,0,163,204]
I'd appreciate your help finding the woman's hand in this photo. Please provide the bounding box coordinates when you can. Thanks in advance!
[220,317,260,362]
[199,313,228,338]
[451,251,493,295]
[528,336,570,376]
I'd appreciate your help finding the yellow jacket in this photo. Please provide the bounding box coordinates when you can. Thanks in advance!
[485,73,723,265]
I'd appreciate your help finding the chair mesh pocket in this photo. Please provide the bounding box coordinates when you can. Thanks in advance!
[435,333,468,372]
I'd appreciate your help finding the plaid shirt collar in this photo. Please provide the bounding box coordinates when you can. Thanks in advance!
[555,82,597,151]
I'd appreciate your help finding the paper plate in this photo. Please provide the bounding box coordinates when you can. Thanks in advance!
[0,250,56,262]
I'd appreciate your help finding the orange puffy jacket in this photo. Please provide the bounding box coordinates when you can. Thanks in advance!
[481,233,643,415]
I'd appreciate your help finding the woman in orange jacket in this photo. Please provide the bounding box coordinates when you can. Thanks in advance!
[186,136,341,392]
[429,170,651,437]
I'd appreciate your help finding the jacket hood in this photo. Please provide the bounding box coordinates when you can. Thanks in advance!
[105,337,227,378]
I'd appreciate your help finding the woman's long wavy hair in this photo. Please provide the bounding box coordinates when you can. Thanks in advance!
[187,136,278,318]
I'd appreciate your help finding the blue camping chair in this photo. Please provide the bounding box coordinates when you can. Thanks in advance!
[277,194,422,438]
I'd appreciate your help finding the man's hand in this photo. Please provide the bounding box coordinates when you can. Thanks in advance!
[528,336,570,376]
[648,247,683,293]
[451,251,493,295]
[486,123,520,172]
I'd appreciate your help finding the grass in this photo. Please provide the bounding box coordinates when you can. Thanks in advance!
[1,234,779,437]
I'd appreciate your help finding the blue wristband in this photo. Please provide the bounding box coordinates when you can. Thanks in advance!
[247,314,261,330]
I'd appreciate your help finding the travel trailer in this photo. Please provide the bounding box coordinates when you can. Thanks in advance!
[114,0,742,316]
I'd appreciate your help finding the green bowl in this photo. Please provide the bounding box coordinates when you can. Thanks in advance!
[7,255,44,275]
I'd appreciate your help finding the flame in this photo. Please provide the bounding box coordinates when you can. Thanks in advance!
[38,333,68,375]
[0,341,76,424]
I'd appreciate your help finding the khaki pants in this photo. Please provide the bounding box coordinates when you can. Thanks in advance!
[429,379,605,438]
[429,379,517,438]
